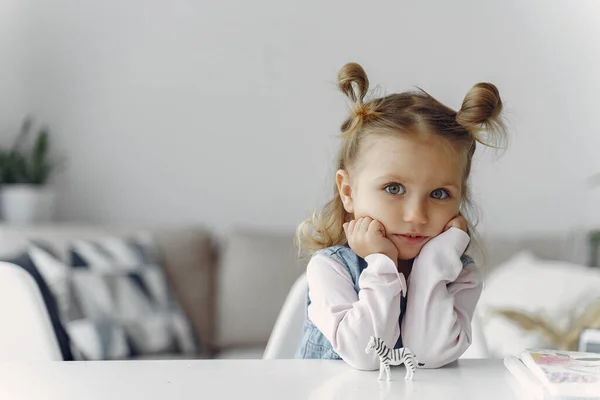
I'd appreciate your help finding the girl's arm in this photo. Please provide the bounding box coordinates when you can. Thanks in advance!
[306,252,407,370]
[401,227,482,369]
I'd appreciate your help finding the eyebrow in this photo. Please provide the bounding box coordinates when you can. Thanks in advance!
[377,174,460,189]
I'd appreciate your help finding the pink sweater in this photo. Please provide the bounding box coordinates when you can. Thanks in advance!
[305,227,482,370]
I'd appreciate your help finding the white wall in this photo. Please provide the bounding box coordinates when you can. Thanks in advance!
[8,0,600,235]
[0,0,31,143]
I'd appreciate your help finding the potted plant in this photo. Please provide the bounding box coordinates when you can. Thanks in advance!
[0,117,61,223]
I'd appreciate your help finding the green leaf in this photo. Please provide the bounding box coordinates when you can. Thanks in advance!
[0,119,58,185]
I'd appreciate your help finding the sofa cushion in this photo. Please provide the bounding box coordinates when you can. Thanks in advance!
[65,237,197,359]
[215,229,307,348]
[151,228,217,355]
[477,250,600,358]
[0,224,217,358]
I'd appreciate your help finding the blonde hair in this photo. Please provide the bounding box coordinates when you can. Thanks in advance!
[296,62,506,259]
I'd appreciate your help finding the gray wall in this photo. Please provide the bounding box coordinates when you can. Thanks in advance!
[3,0,600,236]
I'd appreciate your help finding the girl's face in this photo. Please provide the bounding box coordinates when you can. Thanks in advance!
[337,134,464,261]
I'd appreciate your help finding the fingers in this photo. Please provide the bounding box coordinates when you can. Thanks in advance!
[345,217,372,234]
[357,217,372,232]
[445,215,468,233]
[444,219,457,232]
[346,217,389,237]
[367,219,385,236]
[349,219,356,233]
[343,217,397,261]
[344,220,356,234]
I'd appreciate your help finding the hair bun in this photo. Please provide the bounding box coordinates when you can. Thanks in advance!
[456,82,502,129]
[456,82,506,148]
[338,62,369,104]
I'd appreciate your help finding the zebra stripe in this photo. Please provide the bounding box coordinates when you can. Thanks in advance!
[369,337,417,380]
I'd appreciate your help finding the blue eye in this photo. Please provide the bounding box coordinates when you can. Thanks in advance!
[384,184,405,195]
[431,189,450,200]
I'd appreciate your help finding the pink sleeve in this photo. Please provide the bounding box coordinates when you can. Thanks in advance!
[306,252,407,370]
[401,227,482,368]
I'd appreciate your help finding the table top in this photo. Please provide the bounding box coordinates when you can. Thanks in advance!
[0,358,525,400]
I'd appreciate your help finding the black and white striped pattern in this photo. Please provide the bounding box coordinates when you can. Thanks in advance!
[365,336,416,381]
[66,237,197,359]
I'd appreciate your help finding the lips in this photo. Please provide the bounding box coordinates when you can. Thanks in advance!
[394,234,429,246]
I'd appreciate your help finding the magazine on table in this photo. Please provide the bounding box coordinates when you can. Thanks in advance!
[505,349,600,399]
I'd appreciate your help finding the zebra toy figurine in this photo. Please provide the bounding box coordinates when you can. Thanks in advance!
[365,336,417,381]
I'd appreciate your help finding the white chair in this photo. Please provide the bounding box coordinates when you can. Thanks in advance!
[263,273,307,359]
[0,261,63,361]
[263,272,490,359]
[459,312,489,359]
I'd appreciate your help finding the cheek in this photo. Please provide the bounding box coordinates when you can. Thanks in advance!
[352,193,391,221]
[430,203,460,228]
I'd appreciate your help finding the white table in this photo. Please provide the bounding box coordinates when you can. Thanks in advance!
[0,359,524,399]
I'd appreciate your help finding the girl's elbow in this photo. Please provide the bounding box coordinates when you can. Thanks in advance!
[415,354,450,369]
[349,359,379,371]
[414,336,471,369]
[341,353,380,371]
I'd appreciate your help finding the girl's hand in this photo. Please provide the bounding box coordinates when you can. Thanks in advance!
[444,215,468,233]
[343,217,398,266]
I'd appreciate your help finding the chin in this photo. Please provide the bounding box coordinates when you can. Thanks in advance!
[398,253,418,261]
[393,242,423,261]
[393,234,437,260]
[396,247,421,261]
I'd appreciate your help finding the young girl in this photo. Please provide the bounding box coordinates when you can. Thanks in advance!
[295,62,506,370]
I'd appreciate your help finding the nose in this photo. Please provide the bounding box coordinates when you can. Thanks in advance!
[403,198,428,225]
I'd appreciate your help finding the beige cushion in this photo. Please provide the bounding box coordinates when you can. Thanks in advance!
[215,229,307,348]
[151,228,217,354]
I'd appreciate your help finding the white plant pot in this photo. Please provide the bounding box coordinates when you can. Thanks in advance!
[0,185,56,223]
